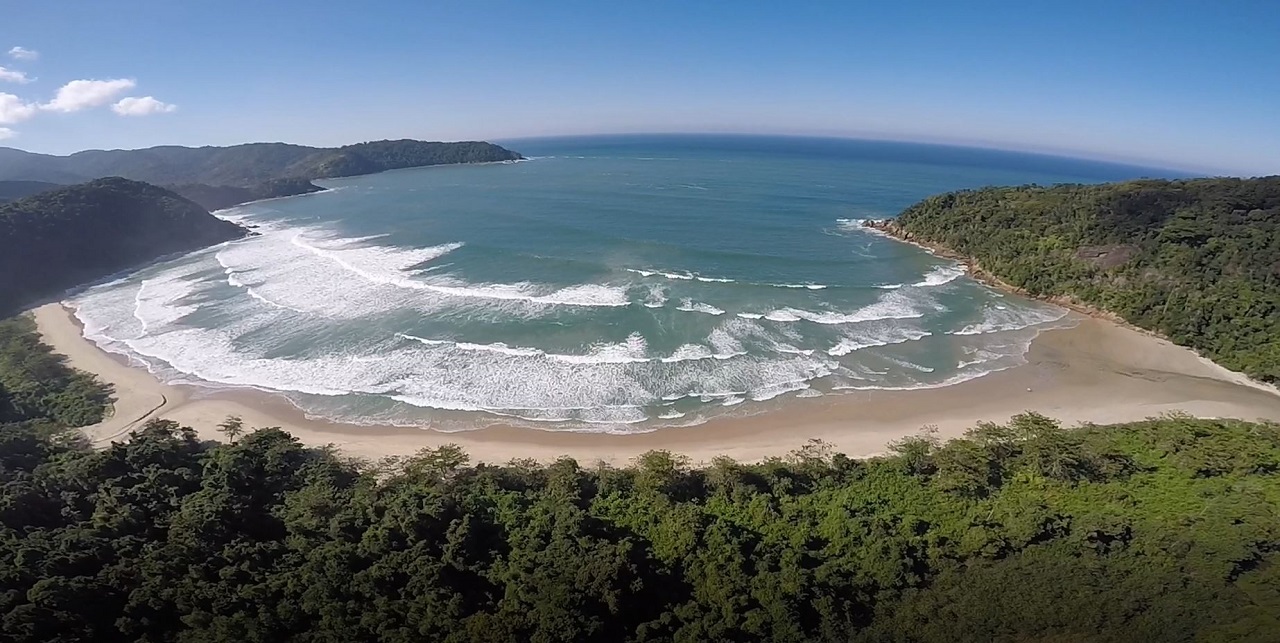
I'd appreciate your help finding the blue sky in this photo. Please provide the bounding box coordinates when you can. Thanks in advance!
[2,1,1278,174]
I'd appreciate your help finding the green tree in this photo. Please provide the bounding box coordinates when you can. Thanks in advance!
[218,414,245,443]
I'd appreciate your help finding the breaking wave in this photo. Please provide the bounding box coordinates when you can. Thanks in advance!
[67,164,1073,432]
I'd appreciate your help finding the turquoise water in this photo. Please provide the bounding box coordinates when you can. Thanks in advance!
[70,136,1172,432]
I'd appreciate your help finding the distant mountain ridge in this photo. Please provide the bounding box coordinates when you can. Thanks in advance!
[0,139,523,210]
[0,177,249,315]
[0,139,523,186]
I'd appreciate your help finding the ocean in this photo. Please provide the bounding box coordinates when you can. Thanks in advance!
[69,135,1174,432]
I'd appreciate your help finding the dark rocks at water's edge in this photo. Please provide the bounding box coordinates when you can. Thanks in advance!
[862,218,903,237]
[170,178,325,211]
[862,218,939,249]
[0,177,251,316]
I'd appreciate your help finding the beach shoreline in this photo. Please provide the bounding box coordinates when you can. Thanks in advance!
[30,302,1280,466]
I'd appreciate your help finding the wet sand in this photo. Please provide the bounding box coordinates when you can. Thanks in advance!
[31,302,1280,466]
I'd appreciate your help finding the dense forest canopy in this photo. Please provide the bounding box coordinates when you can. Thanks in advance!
[0,316,110,428]
[0,177,247,315]
[0,310,1276,642]
[0,140,523,187]
[891,177,1280,382]
[2,405,1279,641]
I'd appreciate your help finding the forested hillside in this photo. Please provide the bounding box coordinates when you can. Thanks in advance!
[886,177,1280,382]
[0,139,523,186]
[2,408,1279,641]
[0,178,247,315]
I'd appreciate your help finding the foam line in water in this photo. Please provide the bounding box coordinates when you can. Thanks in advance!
[831,367,1003,392]
[676,299,726,315]
[217,252,307,313]
[827,326,932,356]
[291,232,629,308]
[641,283,667,308]
[627,267,735,283]
[954,304,1069,336]
[755,290,930,325]
[913,264,967,287]
[626,267,831,290]
[396,333,449,346]
[133,275,199,334]
[882,355,935,373]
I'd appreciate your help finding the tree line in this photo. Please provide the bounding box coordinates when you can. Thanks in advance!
[1,312,1278,641]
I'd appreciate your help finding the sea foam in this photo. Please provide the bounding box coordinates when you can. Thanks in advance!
[676,299,726,315]
[66,159,1063,430]
[913,264,967,287]
[955,304,1069,336]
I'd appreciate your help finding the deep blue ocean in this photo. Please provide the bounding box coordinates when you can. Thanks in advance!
[70,135,1175,432]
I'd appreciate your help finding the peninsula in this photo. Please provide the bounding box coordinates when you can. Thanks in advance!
[866,176,1280,384]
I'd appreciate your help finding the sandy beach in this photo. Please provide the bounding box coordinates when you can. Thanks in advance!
[30,302,1280,466]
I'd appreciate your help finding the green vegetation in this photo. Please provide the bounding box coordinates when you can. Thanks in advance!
[0,139,523,187]
[0,177,247,315]
[892,177,1280,382]
[3,407,1280,641]
[0,315,110,429]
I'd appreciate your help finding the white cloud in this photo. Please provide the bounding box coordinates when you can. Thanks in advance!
[0,93,38,124]
[0,67,31,84]
[0,127,14,140]
[7,47,38,61]
[42,78,136,113]
[112,95,177,116]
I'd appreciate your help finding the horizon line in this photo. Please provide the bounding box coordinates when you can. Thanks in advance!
[0,131,1247,178]
[496,131,1225,177]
